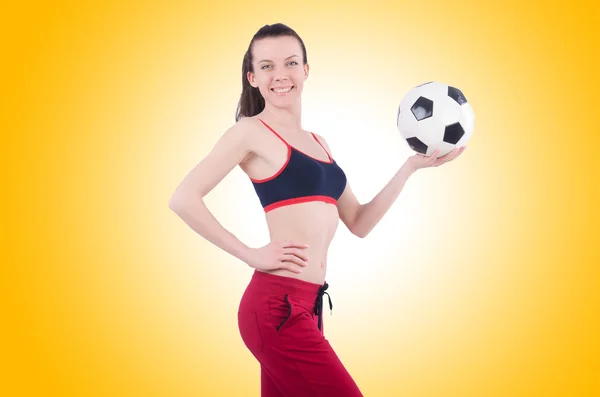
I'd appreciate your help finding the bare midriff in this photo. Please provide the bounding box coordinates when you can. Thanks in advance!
[259,200,339,285]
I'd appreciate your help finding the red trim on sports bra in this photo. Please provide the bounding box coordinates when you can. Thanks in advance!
[264,195,337,213]
[310,132,333,162]
[258,119,289,147]
[249,145,292,183]
[258,118,333,164]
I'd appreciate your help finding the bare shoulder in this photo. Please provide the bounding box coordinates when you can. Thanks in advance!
[168,117,263,202]
[230,116,267,151]
[225,116,259,143]
[311,132,334,155]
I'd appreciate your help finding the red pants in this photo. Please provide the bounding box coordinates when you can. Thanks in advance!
[237,269,363,397]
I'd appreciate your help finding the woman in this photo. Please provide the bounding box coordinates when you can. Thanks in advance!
[169,23,465,397]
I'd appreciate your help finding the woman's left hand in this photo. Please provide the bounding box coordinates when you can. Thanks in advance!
[405,146,466,172]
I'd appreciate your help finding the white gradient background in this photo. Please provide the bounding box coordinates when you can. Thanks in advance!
[3,1,599,396]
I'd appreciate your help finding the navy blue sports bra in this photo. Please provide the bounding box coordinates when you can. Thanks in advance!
[250,119,347,213]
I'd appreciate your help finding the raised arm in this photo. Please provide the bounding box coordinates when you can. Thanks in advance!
[343,163,416,238]
[168,119,255,263]
[316,132,465,238]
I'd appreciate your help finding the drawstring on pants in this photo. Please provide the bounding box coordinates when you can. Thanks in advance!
[314,282,333,331]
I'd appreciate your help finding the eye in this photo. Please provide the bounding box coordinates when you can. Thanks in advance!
[288,61,298,66]
[261,64,272,69]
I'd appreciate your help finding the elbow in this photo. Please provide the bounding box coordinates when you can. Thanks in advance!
[352,229,369,239]
[168,191,192,213]
[350,223,370,239]
[169,188,206,213]
[168,198,180,211]
[168,198,184,214]
[349,207,369,238]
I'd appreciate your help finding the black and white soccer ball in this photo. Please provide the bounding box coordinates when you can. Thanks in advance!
[397,81,474,157]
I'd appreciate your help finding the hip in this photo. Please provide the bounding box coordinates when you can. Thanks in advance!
[239,269,325,311]
[238,269,331,337]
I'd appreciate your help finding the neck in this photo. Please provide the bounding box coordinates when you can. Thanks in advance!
[261,101,303,131]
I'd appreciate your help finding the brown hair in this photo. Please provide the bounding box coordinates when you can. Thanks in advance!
[235,23,308,122]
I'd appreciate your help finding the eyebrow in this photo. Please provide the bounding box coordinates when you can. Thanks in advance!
[258,55,300,63]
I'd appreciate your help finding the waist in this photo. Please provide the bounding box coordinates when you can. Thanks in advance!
[266,202,339,241]
[248,269,325,303]
[263,203,338,283]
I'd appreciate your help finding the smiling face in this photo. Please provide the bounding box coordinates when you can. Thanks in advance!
[247,35,309,109]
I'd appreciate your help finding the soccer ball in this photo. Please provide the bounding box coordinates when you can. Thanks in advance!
[397,81,474,157]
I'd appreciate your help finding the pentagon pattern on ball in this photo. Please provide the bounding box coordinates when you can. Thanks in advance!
[411,97,433,121]
[447,86,467,105]
[397,81,474,157]
[443,122,465,144]
[406,137,428,154]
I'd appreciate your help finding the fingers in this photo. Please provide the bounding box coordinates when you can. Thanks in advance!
[286,265,304,274]
[410,146,466,169]
[281,247,309,272]
[434,148,456,165]
[280,240,310,249]
[270,241,311,273]
[449,146,465,159]
[279,254,307,273]
[282,247,309,262]
[433,146,465,166]
[430,149,441,163]
[419,149,439,167]
[440,148,457,159]
[280,248,309,267]
[449,146,466,158]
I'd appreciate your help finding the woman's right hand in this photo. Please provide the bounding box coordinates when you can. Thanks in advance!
[245,241,310,273]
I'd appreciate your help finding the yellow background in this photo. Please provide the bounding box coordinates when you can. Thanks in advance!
[3,0,599,396]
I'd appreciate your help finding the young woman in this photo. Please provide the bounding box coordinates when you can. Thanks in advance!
[169,23,465,397]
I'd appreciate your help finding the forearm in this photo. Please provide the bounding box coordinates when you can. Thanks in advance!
[353,162,416,237]
[169,195,252,265]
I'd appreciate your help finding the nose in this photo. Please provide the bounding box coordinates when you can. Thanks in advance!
[274,75,290,83]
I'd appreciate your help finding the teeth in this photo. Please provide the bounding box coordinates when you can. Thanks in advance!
[273,87,292,93]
